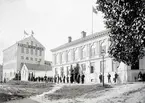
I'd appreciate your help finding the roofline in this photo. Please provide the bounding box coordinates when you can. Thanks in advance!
[3,43,17,52]
[50,29,110,52]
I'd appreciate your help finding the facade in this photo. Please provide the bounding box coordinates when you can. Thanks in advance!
[3,35,52,81]
[0,65,2,82]
[51,30,145,83]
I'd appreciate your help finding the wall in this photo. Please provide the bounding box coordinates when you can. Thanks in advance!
[3,44,17,81]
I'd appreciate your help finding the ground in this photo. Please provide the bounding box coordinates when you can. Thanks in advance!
[1,81,145,103]
[0,80,54,103]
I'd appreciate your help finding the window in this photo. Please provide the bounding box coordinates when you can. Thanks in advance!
[35,58,37,61]
[39,50,42,56]
[81,64,86,71]
[26,57,29,60]
[112,60,119,72]
[26,42,29,54]
[31,41,33,46]
[35,45,37,56]
[31,57,33,61]
[74,48,79,60]
[67,51,71,62]
[100,60,106,73]
[21,56,24,59]
[90,43,96,57]
[61,52,66,63]
[31,49,33,55]
[39,59,41,62]
[21,47,24,53]
[61,67,64,77]
[82,46,87,59]
[56,54,60,64]
[90,62,95,73]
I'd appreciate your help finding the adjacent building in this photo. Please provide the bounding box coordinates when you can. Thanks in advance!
[3,35,52,81]
[51,30,145,83]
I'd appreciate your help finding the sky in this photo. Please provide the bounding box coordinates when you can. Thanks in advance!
[0,0,105,64]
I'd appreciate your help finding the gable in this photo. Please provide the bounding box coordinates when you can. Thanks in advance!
[18,35,45,49]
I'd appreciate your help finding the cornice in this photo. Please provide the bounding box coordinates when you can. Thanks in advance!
[51,29,110,52]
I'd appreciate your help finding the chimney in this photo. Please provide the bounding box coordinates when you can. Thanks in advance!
[68,36,72,43]
[81,31,86,38]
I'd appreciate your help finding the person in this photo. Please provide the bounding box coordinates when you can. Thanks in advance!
[81,74,85,84]
[67,76,69,83]
[138,71,143,81]
[99,73,102,83]
[107,73,111,83]
[114,72,118,83]
[63,76,65,83]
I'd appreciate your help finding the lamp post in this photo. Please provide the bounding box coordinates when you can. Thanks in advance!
[100,39,106,87]
[101,49,105,86]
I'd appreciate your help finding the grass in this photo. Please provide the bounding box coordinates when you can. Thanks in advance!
[46,84,112,100]
[0,80,54,102]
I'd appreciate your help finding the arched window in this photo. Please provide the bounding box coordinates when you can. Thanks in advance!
[67,50,71,62]
[62,52,66,63]
[90,43,96,57]
[56,54,60,64]
[74,48,79,60]
[82,46,87,59]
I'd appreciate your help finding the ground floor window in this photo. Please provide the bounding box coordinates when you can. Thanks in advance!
[90,62,95,73]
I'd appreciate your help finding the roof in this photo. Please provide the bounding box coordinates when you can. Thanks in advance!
[24,63,52,71]
[50,29,110,52]
[3,35,45,52]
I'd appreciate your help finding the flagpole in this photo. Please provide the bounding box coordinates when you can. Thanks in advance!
[92,6,93,35]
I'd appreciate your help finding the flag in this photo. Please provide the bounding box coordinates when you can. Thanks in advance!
[24,30,28,35]
[92,6,97,14]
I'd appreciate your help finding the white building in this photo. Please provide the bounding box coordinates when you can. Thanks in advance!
[51,30,145,83]
[3,34,52,81]
[0,65,2,82]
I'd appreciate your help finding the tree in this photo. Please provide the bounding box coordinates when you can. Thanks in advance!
[96,0,145,65]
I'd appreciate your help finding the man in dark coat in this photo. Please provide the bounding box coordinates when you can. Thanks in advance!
[114,72,118,83]
[99,73,102,83]
[81,74,85,84]
[107,73,111,83]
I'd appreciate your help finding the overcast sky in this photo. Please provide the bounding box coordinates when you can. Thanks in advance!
[0,0,105,64]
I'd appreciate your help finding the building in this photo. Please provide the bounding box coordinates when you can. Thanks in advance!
[3,34,52,81]
[0,65,2,82]
[51,30,145,83]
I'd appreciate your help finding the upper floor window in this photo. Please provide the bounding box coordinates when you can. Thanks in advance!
[56,54,60,64]
[35,45,37,56]
[31,41,33,46]
[74,48,79,60]
[82,46,87,59]
[39,50,42,56]
[21,56,24,59]
[62,52,66,63]
[67,50,71,62]
[21,47,24,53]
[90,43,96,57]
[31,49,33,55]
[26,57,29,60]
[26,42,29,54]
[31,57,33,61]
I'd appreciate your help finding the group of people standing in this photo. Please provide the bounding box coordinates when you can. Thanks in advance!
[53,74,85,84]
[99,72,118,83]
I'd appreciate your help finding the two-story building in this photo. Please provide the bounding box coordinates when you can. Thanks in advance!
[51,30,145,83]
